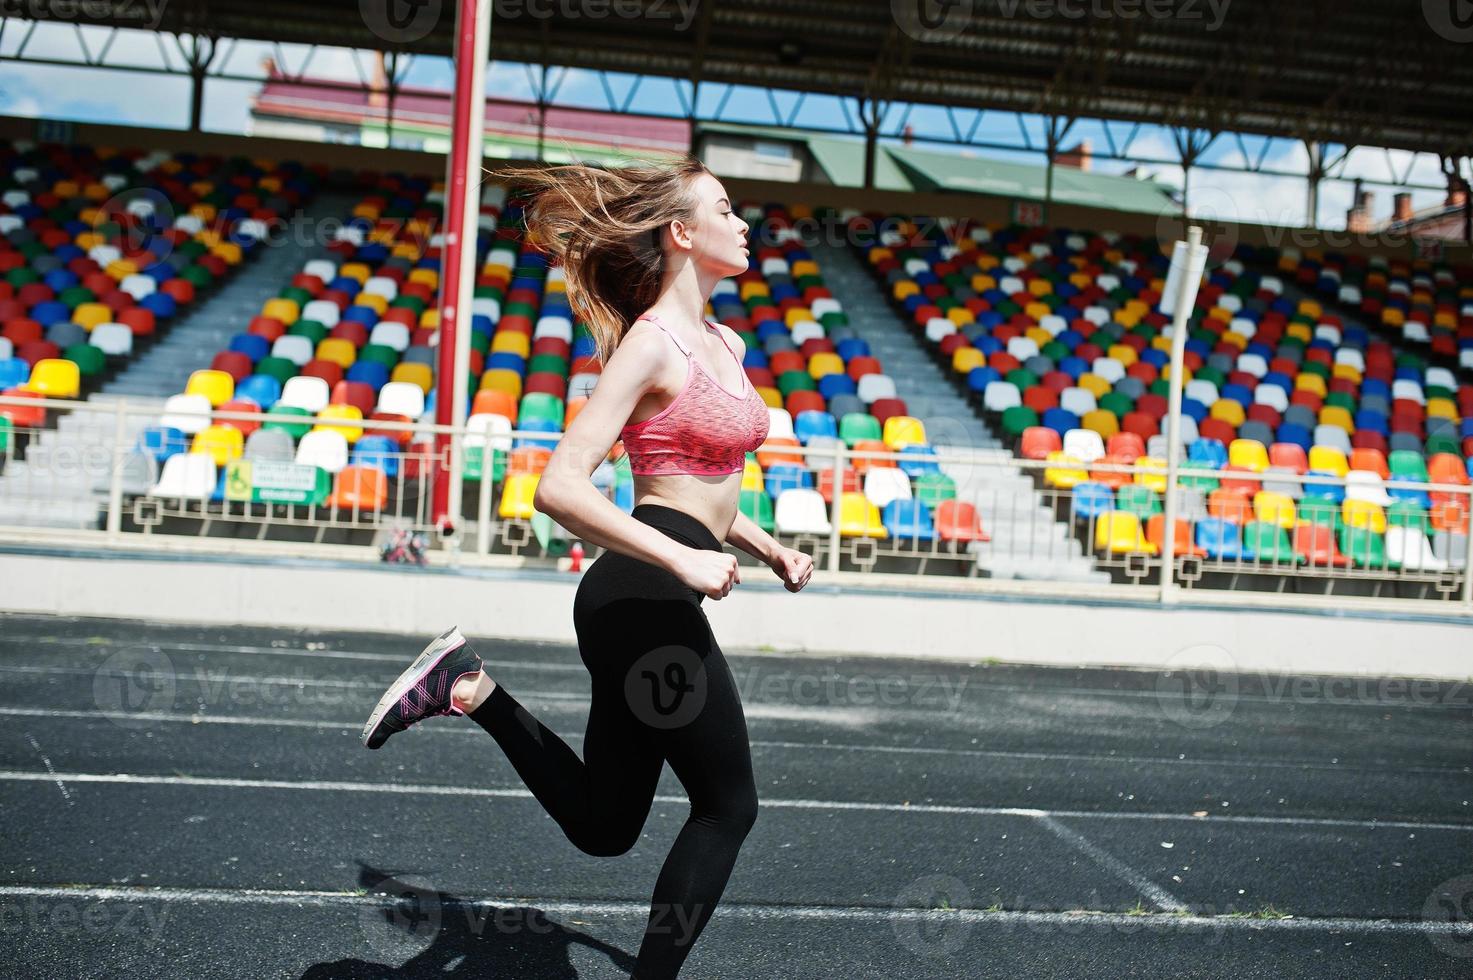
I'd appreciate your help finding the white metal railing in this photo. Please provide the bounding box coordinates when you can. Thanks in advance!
[0,393,1470,613]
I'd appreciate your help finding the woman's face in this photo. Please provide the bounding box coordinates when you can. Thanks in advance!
[675,172,749,277]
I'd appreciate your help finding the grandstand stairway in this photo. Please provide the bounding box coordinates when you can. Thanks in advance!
[0,194,355,530]
[815,241,1106,581]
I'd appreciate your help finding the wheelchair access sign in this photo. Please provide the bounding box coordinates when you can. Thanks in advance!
[225,459,325,504]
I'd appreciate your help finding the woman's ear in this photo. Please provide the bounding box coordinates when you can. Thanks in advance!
[667,218,694,252]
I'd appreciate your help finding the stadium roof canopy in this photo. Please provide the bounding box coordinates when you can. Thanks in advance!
[27,0,1473,158]
[699,122,1177,212]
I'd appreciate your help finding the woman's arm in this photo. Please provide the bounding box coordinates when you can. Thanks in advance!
[726,509,782,565]
[532,327,687,572]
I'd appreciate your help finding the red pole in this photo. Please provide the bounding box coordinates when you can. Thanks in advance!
[433,0,490,533]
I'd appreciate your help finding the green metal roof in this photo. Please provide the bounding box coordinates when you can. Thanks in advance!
[697,122,1175,215]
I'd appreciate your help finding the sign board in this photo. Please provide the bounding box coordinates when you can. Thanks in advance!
[226,460,324,504]
[1012,200,1045,228]
[36,119,74,144]
[1413,237,1444,261]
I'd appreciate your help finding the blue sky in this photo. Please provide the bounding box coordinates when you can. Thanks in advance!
[0,23,1459,231]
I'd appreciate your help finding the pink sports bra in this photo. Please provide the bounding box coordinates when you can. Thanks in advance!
[618,313,770,476]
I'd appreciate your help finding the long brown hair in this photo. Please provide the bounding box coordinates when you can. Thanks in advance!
[497,156,712,366]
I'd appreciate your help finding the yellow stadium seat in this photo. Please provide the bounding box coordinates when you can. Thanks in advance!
[1342,498,1386,533]
[1331,363,1362,384]
[1307,445,1349,477]
[337,262,371,283]
[892,281,919,301]
[191,424,243,466]
[185,369,234,407]
[210,241,243,265]
[1217,331,1247,351]
[53,179,80,198]
[24,358,81,398]
[756,386,782,409]
[790,260,818,277]
[947,307,975,326]
[1253,490,1297,529]
[741,458,765,492]
[1318,405,1354,432]
[1076,373,1112,399]
[951,347,984,374]
[1210,399,1246,427]
[353,293,388,315]
[391,242,421,260]
[479,368,523,397]
[837,491,888,538]
[1094,511,1157,555]
[1044,451,1088,489]
[261,298,300,325]
[408,268,439,289]
[72,302,112,330]
[491,331,530,357]
[1024,301,1051,321]
[105,259,138,280]
[1426,398,1458,421]
[498,472,540,519]
[391,362,434,393]
[314,404,364,444]
[1228,438,1270,472]
[189,203,217,223]
[783,308,812,327]
[808,352,844,379]
[882,415,927,450]
[1134,456,1168,493]
[1286,322,1312,344]
[1294,373,1327,398]
[1027,278,1053,297]
[316,338,358,369]
[740,281,770,301]
[1081,408,1120,439]
[1106,344,1138,367]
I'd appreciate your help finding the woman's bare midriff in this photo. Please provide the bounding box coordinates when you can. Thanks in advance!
[630,472,743,544]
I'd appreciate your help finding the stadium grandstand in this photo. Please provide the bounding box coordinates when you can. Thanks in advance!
[1,2,1472,977]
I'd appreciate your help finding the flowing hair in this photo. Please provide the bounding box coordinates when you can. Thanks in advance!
[497,156,712,366]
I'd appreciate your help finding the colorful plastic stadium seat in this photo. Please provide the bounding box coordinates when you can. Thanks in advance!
[1307,445,1349,478]
[1243,522,1298,563]
[1386,527,1446,571]
[23,358,80,398]
[185,369,235,408]
[498,472,540,519]
[314,404,365,444]
[295,430,350,473]
[1044,452,1088,489]
[1338,526,1387,568]
[774,488,832,535]
[882,415,926,450]
[838,491,887,537]
[1020,426,1062,460]
[326,466,389,512]
[1195,518,1245,560]
[149,452,217,499]
[190,424,244,466]
[1094,511,1155,555]
[1145,514,1205,558]
[935,499,988,542]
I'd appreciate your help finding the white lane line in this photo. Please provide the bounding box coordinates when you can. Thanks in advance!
[1037,814,1186,912]
[0,635,587,672]
[7,633,1466,712]
[0,884,1468,938]
[1,705,1467,778]
[21,733,72,807]
[1,769,1469,834]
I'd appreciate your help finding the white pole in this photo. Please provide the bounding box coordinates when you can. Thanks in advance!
[1159,225,1205,605]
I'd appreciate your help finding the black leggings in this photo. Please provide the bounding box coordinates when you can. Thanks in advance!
[468,503,758,978]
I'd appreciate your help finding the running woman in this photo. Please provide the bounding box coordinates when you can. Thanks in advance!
[361,157,814,978]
